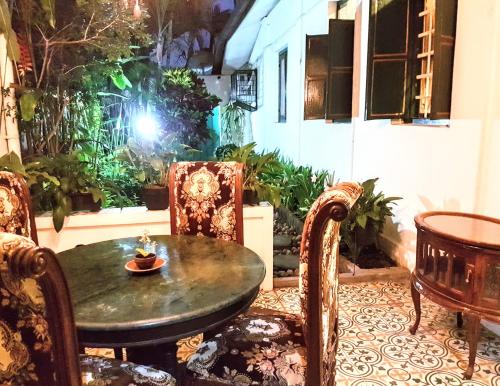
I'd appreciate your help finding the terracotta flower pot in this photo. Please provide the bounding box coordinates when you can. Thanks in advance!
[143,185,169,210]
[134,253,157,270]
[243,190,260,205]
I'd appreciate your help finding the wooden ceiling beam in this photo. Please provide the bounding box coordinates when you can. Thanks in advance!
[212,0,255,75]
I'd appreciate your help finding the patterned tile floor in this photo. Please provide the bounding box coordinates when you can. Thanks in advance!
[89,281,500,385]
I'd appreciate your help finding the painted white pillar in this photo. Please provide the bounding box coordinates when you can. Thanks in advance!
[0,34,21,156]
[473,1,500,219]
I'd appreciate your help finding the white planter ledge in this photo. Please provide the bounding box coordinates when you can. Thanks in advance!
[36,204,274,290]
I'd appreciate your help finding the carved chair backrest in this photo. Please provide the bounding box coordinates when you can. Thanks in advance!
[169,162,244,245]
[299,182,362,386]
[0,233,82,386]
[0,171,38,244]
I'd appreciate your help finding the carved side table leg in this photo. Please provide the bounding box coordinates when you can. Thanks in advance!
[409,281,421,335]
[456,312,463,328]
[463,314,481,380]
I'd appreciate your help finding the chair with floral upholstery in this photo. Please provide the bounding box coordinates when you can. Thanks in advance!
[169,161,244,245]
[0,171,38,244]
[185,182,363,386]
[0,232,176,386]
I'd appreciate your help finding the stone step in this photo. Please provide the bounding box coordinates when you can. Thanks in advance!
[274,254,299,270]
[273,234,293,248]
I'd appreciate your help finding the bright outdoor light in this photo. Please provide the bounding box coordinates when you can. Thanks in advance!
[136,114,158,138]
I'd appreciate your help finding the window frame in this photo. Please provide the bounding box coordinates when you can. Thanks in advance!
[365,0,457,123]
[278,48,288,123]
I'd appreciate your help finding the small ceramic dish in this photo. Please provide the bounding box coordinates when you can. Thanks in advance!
[125,258,166,274]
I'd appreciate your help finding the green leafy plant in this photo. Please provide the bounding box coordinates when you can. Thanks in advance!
[223,143,281,206]
[261,158,328,220]
[340,178,401,263]
[12,0,150,157]
[215,144,238,160]
[0,152,59,187]
[158,68,221,147]
[120,132,190,188]
[28,153,106,232]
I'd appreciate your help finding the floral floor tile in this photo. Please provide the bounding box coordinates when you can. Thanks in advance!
[86,281,500,385]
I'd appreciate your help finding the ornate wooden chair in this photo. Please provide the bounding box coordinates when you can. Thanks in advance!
[169,161,244,245]
[185,182,363,386]
[0,232,176,386]
[0,171,38,243]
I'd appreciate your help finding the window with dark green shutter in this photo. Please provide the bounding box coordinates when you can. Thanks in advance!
[365,0,457,122]
[327,19,354,120]
[304,21,354,121]
[304,35,328,120]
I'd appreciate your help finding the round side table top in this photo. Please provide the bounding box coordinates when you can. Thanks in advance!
[415,211,500,250]
[58,235,265,333]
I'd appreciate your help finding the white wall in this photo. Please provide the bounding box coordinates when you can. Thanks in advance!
[0,34,21,156]
[246,0,500,269]
[201,75,232,104]
[249,0,353,179]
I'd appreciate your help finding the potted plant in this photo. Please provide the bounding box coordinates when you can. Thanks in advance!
[27,153,106,231]
[340,178,401,267]
[223,143,281,206]
[121,137,177,210]
[134,247,157,269]
[221,102,246,146]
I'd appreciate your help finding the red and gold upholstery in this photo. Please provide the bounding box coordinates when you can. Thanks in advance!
[0,233,52,385]
[0,171,38,244]
[0,232,176,386]
[186,183,362,386]
[169,162,244,245]
[298,182,362,385]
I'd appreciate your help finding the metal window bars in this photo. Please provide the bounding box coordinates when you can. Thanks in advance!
[416,0,435,118]
[230,69,258,112]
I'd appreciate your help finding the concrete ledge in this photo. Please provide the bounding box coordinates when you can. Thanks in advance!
[339,266,410,284]
[273,267,410,288]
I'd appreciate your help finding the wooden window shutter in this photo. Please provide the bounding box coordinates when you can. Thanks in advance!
[327,19,354,120]
[365,0,412,120]
[429,0,457,119]
[304,35,328,120]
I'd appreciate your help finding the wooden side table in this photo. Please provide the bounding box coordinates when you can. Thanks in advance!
[410,211,500,379]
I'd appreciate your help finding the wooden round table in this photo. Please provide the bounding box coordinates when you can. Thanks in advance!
[411,211,500,379]
[58,235,266,375]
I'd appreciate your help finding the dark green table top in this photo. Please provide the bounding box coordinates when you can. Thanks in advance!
[58,235,265,334]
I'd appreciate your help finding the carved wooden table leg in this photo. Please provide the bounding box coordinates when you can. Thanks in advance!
[409,281,421,335]
[113,348,123,360]
[463,314,481,380]
[127,342,179,378]
[456,312,464,328]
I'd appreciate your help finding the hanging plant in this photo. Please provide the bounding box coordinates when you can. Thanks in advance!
[221,101,245,146]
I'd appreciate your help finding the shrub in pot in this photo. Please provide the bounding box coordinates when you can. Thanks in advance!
[223,142,281,206]
[121,138,175,210]
[27,153,106,232]
[340,178,401,265]
[261,158,329,220]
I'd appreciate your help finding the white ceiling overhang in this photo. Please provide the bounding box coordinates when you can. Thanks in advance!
[222,0,280,73]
